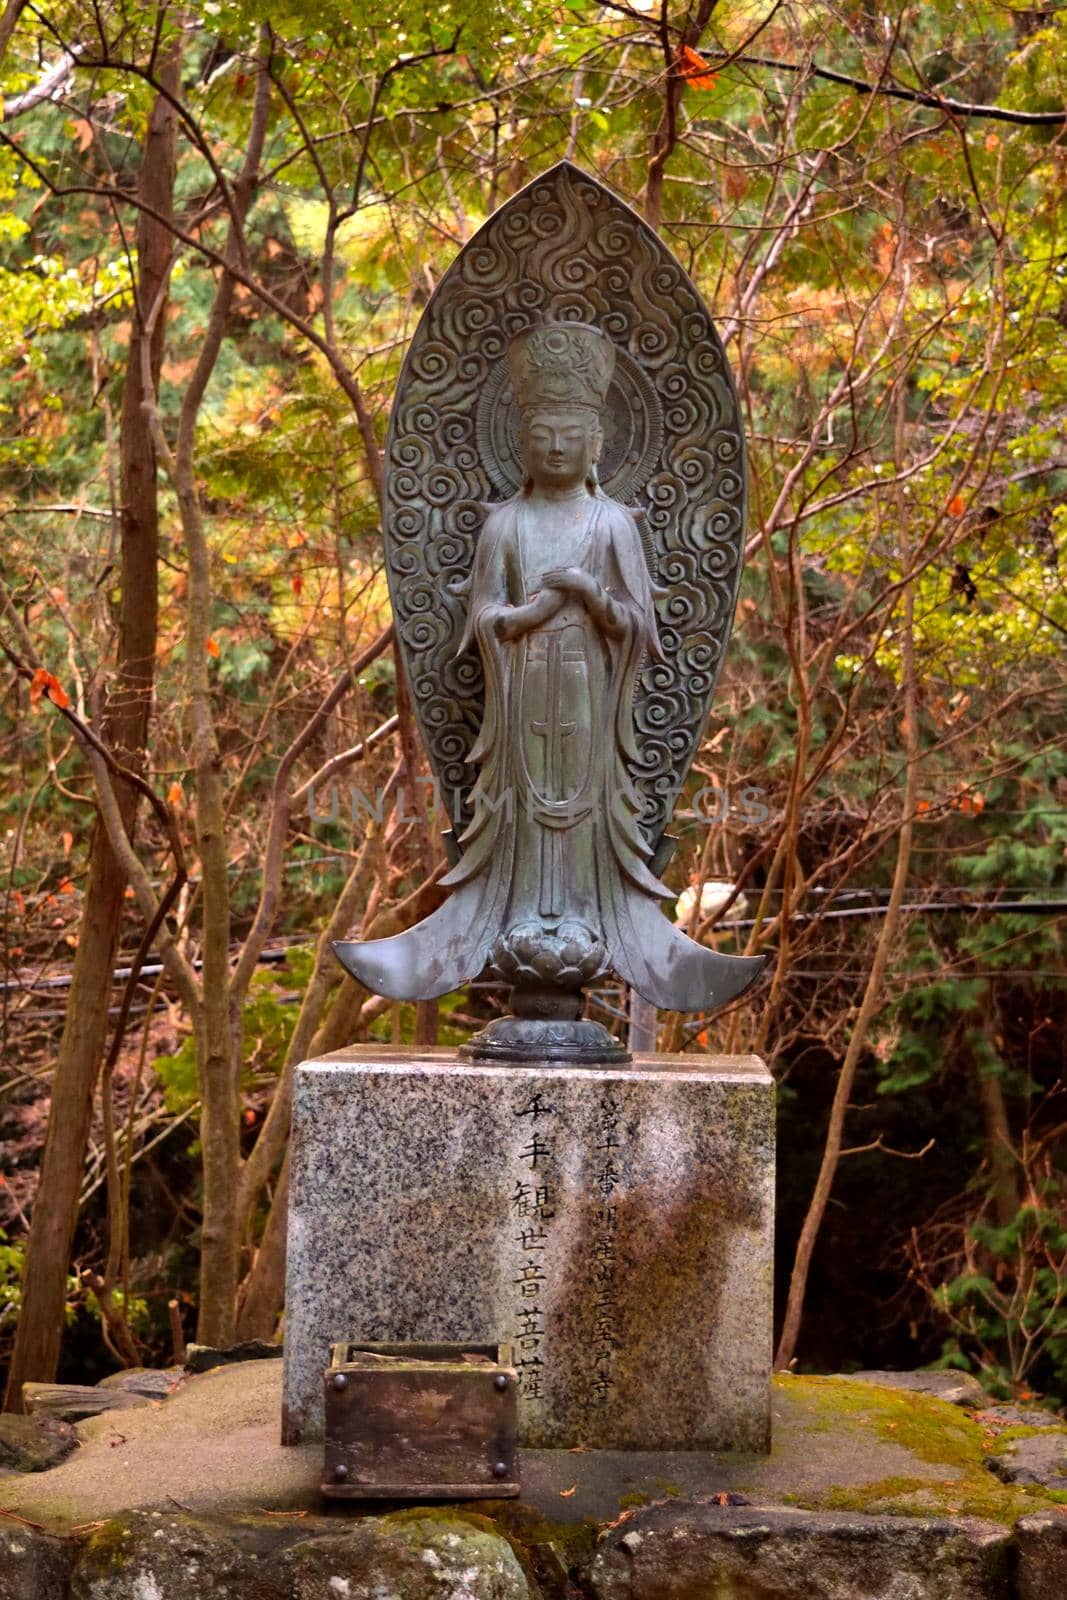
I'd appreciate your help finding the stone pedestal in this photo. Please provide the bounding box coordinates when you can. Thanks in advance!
[281,1047,774,1452]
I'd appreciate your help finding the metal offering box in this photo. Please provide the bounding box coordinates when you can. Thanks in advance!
[322,1341,519,1500]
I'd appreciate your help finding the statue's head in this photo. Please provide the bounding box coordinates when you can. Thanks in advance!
[507,322,614,494]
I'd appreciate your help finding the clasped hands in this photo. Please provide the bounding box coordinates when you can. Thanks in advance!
[541,565,597,601]
[495,566,604,641]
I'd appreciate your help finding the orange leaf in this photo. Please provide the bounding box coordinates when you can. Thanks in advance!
[243,1108,256,1125]
[30,668,71,710]
[971,792,985,815]
[916,799,930,815]
[59,878,74,895]
[205,637,221,658]
[72,117,94,153]
[12,890,25,915]
[167,782,184,807]
[291,574,305,596]
[677,44,717,89]
[947,493,965,516]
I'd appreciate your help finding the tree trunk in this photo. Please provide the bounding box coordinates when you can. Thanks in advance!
[978,1064,1019,1229]
[3,55,178,1410]
[155,39,271,1344]
[971,999,1019,1230]
[234,841,374,1334]
[774,274,920,1372]
[642,0,719,231]
[234,1151,289,1341]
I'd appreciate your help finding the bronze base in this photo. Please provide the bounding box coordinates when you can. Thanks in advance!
[458,1016,631,1065]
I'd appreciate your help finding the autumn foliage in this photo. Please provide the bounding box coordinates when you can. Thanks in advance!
[0,0,1063,1405]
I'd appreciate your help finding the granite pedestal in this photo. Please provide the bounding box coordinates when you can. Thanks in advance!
[281,1047,774,1452]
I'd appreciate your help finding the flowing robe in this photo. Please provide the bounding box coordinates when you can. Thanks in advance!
[335,491,763,1011]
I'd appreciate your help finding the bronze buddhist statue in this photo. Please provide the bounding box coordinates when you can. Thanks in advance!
[335,165,763,1061]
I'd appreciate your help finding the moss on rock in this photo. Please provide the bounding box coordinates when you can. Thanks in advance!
[771,1375,1064,1528]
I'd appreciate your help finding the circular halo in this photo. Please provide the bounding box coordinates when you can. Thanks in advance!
[475,340,664,502]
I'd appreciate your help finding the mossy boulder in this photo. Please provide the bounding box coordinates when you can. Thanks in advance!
[838,1370,986,1408]
[988,1432,1067,1491]
[67,1510,536,1600]
[0,1415,78,1474]
[69,1513,293,1600]
[3,1362,1065,1597]
[285,1511,535,1598]
[0,1524,76,1600]
[583,1502,1011,1600]
[769,1374,1059,1525]
[1015,1510,1067,1600]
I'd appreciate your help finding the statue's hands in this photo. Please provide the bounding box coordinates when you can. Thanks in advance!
[543,566,597,600]
[495,586,566,641]
[545,565,626,639]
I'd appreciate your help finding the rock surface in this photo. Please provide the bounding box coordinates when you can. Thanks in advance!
[0,1363,1054,1533]
[975,1407,1061,1431]
[20,1387,149,1425]
[0,1415,78,1474]
[68,1510,534,1600]
[69,1512,290,1600]
[1014,1510,1067,1600]
[0,1362,321,1528]
[0,1524,77,1600]
[184,1340,283,1374]
[839,1370,987,1408]
[1,1362,1064,1598]
[583,1502,1012,1600]
[283,1513,534,1600]
[989,1432,1067,1490]
[95,1368,184,1400]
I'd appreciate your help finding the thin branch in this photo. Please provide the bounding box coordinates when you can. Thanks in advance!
[229,623,394,1007]
[1,42,84,120]
[690,45,1067,126]
[290,713,399,809]
[840,1136,936,1160]
[1,502,114,519]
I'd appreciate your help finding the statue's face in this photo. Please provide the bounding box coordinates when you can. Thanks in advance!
[521,407,601,491]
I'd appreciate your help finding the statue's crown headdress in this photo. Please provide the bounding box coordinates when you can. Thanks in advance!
[507,320,615,413]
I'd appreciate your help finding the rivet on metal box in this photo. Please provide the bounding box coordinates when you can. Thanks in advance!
[322,1341,519,1500]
